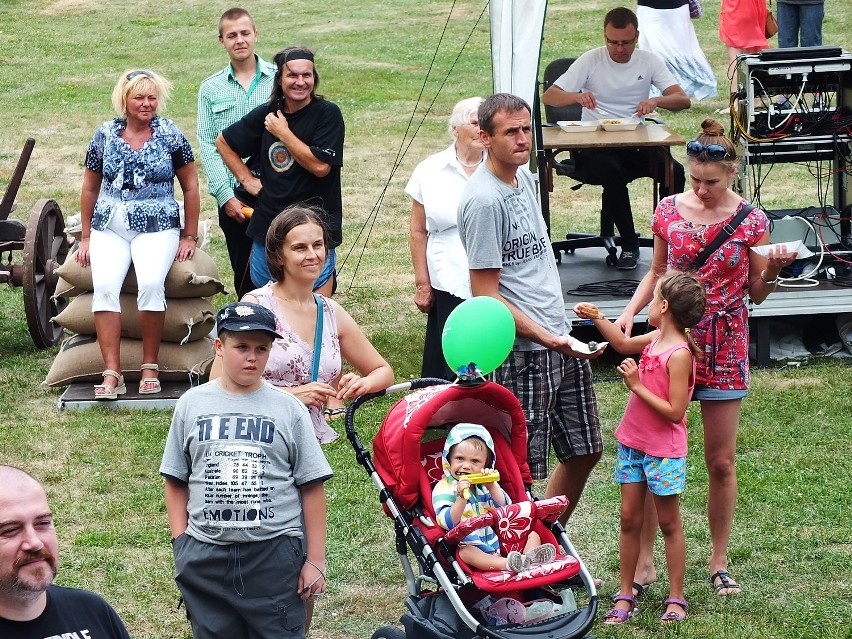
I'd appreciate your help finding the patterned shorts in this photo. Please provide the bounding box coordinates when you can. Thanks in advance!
[492,349,602,480]
[614,442,686,496]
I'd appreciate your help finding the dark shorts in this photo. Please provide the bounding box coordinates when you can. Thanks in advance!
[173,533,306,639]
[492,349,603,480]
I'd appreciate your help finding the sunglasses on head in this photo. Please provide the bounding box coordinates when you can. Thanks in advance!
[686,140,729,160]
[126,70,153,81]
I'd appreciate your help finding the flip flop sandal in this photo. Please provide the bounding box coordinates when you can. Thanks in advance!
[94,369,126,401]
[710,570,741,596]
[322,407,346,419]
[602,594,636,625]
[660,598,688,623]
[139,363,162,395]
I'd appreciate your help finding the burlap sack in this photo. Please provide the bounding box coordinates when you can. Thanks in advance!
[54,247,225,298]
[52,294,215,343]
[44,334,214,387]
[54,277,84,299]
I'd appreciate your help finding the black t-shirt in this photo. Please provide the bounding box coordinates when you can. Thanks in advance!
[0,585,131,639]
[223,98,345,248]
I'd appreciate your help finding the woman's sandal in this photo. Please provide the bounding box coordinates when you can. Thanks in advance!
[660,598,688,623]
[322,407,346,419]
[94,369,126,401]
[602,594,636,625]
[710,570,742,596]
[139,363,162,395]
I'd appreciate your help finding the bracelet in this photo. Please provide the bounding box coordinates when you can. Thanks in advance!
[304,559,327,582]
[760,270,778,285]
[181,234,198,243]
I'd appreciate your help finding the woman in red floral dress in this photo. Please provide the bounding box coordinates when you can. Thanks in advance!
[616,118,797,596]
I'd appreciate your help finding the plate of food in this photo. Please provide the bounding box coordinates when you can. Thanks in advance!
[557,120,599,133]
[598,118,640,131]
[568,336,608,355]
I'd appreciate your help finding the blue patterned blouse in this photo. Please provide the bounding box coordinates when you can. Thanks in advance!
[85,115,194,233]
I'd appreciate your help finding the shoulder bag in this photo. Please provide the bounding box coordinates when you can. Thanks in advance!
[765,1,778,39]
[688,203,755,271]
[688,0,703,19]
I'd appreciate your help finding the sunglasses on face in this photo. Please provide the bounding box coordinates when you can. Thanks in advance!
[686,140,729,160]
[126,70,153,81]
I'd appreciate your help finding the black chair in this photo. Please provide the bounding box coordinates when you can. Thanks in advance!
[540,57,655,266]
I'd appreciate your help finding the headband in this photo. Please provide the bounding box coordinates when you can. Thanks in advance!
[279,50,314,66]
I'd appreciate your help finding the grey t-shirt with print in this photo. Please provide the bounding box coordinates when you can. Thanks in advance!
[160,379,333,545]
[458,165,569,351]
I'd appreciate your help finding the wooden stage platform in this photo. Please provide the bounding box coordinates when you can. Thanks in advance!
[58,380,193,411]
[556,246,852,365]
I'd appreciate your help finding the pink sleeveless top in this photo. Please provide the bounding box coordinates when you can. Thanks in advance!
[252,283,341,444]
[615,337,695,458]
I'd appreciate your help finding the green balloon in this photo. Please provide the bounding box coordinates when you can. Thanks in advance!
[442,296,516,376]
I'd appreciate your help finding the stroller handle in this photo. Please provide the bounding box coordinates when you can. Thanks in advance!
[344,377,452,439]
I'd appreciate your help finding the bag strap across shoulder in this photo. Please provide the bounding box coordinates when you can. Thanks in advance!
[311,293,323,382]
[689,203,755,271]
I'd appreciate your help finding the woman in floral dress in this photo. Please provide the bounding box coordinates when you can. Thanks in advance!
[616,118,797,596]
[210,205,393,444]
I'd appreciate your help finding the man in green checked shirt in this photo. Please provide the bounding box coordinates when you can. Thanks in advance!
[197,7,275,298]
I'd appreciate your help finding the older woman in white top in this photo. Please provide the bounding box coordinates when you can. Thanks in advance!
[405,97,484,380]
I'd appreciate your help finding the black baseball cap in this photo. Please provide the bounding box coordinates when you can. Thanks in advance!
[216,302,283,339]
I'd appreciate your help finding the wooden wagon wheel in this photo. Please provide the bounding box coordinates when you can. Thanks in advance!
[22,199,70,349]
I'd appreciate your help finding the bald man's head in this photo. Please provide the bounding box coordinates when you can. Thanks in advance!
[0,465,42,490]
[0,465,58,603]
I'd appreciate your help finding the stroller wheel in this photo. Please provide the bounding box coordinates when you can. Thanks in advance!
[371,625,406,639]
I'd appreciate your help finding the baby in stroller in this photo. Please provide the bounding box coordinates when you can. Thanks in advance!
[433,423,556,573]
[356,380,598,639]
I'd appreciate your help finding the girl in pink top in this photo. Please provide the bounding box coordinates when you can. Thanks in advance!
[574,270,705,625]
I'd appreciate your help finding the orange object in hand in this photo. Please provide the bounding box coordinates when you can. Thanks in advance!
[241,206,253,219]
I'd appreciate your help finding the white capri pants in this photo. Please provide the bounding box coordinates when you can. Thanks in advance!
[89,211,179,313]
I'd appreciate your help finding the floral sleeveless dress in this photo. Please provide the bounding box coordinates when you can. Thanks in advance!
[252,284,341,443]
[652,196,769,390]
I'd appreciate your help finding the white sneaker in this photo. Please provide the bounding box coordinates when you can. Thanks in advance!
[506,550,531,573]
[526,543,557,566]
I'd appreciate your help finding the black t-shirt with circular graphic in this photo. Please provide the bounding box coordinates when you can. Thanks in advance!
[223,98,345,248]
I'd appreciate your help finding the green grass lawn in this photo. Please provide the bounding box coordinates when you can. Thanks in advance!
[1,1,851,637]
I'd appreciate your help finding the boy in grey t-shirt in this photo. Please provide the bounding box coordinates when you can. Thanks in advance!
[161,302,332,639]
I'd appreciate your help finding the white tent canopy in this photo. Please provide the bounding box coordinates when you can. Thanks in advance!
[490,0,548,109]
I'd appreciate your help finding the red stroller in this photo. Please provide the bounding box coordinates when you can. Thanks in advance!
[345,378,599,639]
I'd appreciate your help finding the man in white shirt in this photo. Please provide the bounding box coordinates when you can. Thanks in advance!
[543,6,690,270]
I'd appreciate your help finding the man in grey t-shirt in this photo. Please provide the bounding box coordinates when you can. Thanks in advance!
[458,93,603,524]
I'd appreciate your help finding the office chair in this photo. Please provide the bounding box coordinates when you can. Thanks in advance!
[540,57,655,266]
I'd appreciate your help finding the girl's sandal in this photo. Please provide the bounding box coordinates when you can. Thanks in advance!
[602,594,637,625]
[139,363,162,395]
[660,598,688,623]
[94,369,126,401]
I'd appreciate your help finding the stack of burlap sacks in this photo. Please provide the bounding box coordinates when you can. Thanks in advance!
[44,248,223,388]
